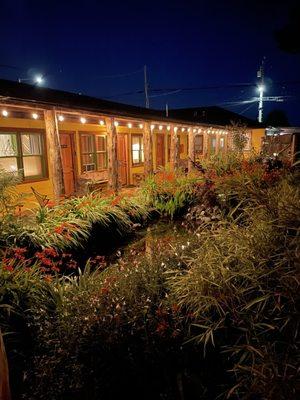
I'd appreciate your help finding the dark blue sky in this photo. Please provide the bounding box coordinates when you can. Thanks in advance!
[1,0,300,124]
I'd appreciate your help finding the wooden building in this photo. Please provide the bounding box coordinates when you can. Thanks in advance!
[0,79,265,206]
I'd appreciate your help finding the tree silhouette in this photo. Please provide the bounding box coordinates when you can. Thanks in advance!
[265,110,290,127]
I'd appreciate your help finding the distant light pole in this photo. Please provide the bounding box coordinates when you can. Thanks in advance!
[257,58,265,123]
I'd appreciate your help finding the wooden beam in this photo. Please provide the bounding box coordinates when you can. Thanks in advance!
[143,122,153,176]
[170,125,180,171]
[44,109,65,203]
[188,129,195,172]
[0,330,11,400]
[106,117,119,192]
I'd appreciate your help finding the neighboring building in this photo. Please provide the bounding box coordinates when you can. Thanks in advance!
[263,126,300,163]
[0,79,265,206]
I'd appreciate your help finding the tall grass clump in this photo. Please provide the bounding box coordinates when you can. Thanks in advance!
[168,177,300,399]
[142,168,202,218]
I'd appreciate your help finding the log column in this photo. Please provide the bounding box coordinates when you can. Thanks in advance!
[106,117,119,192]
[143,121,153,176]
[170,125,180,171]
[188,128,195,172]
[44,109,65,203]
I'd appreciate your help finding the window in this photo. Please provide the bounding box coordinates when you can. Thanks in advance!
[194,134,203,154]
[219,137,225,150]
[131,135,144,165]
[80,134,107,172]
[210,136,216,154]
[0,132,46,180]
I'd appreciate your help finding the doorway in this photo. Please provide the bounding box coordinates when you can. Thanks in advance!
[59,133,76,196]
[156,134,165,168]
[117,134,128,186]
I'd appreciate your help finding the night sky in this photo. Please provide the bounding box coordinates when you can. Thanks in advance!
[1,0,300,125]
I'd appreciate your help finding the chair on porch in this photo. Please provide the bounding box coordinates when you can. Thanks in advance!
[31,187,50,208]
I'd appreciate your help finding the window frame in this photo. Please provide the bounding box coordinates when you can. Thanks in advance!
[131,134,144,166]
[194,134,204,154]
[0,129,48,182]
[80,133,108,173]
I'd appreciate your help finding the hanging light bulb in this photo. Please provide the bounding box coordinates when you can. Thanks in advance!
[181,127,185,132]
[99,120,104,126]
[198,128,202,133]
[150,124,155,130]
[127,122,132,129]
[139,123,143,129]
[2,110,8,117]
[159,125,163,130]
[58,115,64,122]
[114,121,119,127]
[167,125,171,131]
[193,128,196,133]
[80,117,86,124]
[32,113,39,120]
[174,126,178,132]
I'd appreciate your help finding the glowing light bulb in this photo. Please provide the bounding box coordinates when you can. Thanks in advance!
[159,125,163,131]
[150,124,155,130]
[58,115,64,122]
[181,127,185,132]
[139,123,143,129]
[80,117,86,124]
[198,128,202,133]
[32,113,38,120]
[2,110,8,117]
[187,128,191,132]
[128,123,132,128]
[99,120,104,125]
[114,121,119,127]
[174,126,178,132]
[167,125,171,131]
[193,128,196,133]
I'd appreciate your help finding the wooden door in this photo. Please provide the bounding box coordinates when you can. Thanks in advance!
[60,133,76,196]
[117,134,128,186]
[156,134,165,168]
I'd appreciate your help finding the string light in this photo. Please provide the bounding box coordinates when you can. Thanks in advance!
[80,117,86,124]
[193,128,197,133]
[2,110,8,117]
[174,126,178,132]
[32,113,39,120]
[150,124,155,130]
[127,122,132,128]
[139,123,143,129]
[99,120,104,125]
[167,125,171,131]
[159,125,163,131]
[187,128,191,132]
[114,121,119,127]
[198,128,202,133]
[181,127,185,132]
[58,115,64,122]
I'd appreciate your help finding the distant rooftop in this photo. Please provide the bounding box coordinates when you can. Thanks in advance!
[169,106,263,128]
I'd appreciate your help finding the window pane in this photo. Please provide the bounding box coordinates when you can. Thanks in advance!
[23,156,43,177]
[0,157,18,172]
[132,150,140,164]
[81,135,94,153]
[96,153,107,169]
[195,135,203,153]
[96,136,106,152]
[132,136,140,151]
[21,134,42,155]
[82,153,96,171]
[0,134,17,156]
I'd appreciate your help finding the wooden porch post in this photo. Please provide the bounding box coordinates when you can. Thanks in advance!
[0,330,11,400]
[143,121,153,176]
[44,109,65,203]
[170,125,180,171]
[188,128,195,172]
[106,117,119,192]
